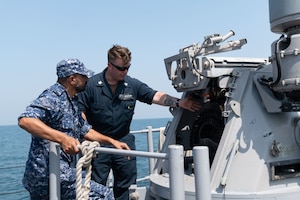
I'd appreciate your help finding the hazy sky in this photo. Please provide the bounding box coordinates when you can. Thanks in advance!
[1,0,279,125]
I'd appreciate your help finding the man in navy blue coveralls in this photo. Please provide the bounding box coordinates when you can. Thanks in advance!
[78,45,201,200]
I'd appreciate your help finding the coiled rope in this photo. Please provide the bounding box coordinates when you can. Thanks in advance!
[76,141,100,200]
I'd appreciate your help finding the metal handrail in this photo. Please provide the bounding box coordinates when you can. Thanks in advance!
[49,126,165,200]
[49,143,184,200]
[49,127,212,200]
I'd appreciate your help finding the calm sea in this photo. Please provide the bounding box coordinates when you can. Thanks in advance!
[0,117,171,200]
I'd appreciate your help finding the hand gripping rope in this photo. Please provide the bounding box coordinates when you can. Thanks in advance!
[76,141,100,200]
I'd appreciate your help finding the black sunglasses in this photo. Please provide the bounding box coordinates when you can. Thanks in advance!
[110,62,131,71]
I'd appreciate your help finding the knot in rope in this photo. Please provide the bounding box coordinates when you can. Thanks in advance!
[76,141,100,200]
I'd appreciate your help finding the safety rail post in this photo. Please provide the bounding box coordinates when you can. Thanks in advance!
[146,126,154,173]
[169,145,185,200]
[49,142,61,200]
[193,146,211,200]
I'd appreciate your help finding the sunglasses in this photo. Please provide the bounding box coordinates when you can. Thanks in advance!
[110,62,131,71]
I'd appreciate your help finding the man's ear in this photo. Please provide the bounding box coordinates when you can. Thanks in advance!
[69,75,77,84]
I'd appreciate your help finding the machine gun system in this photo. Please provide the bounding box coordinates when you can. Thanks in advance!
[164,30,249,92]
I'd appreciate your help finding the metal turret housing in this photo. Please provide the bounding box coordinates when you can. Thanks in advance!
[146,1,300,199]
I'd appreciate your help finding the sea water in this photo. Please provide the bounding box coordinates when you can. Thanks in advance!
[0,117,171,200]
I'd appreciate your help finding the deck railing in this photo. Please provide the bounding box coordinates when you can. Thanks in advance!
[51,126,213,200]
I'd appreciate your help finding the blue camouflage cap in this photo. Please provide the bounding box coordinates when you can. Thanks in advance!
[56,58,94,78]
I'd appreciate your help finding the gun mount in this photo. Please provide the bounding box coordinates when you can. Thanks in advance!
[146,0,300,199]
[164,30,249,92]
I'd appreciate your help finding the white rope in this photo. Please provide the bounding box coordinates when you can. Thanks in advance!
[76,141,100,200]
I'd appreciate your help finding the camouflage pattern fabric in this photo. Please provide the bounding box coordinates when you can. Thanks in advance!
[19,82,113,200]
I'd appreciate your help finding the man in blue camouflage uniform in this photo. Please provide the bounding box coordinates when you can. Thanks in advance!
[18,58,130,200]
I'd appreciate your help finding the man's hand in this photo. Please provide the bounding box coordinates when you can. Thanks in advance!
[60,135,80,154]
[179,95,201,112]
[111,140,131,160]
[112,140,131,150]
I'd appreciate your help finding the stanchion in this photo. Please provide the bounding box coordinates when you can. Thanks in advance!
[193,146,211,200]
[169,145,185,200]
[49,142,60,200]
